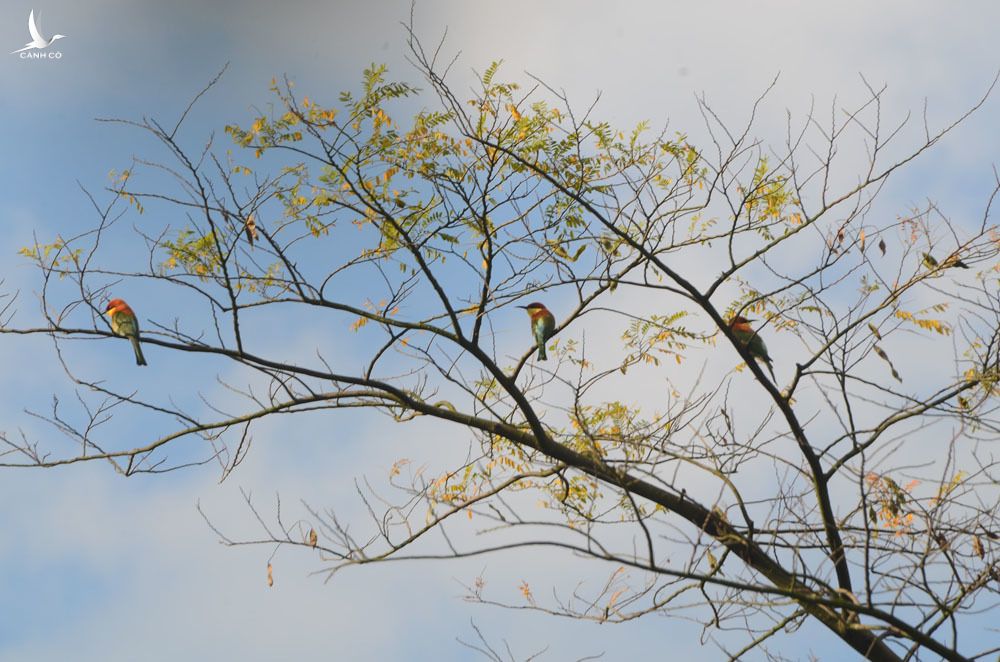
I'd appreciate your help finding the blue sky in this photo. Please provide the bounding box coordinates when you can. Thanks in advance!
[2,1,999,660]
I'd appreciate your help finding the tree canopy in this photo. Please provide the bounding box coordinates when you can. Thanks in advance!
[4,33,999,661]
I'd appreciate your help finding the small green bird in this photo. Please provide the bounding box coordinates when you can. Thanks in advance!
[106,298,147,366]
[922,252,969,270]
[729,315,775,381]
[518,302,556,361]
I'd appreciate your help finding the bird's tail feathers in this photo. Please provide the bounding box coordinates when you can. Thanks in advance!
[764,358,775,381]
[132,336,147,366]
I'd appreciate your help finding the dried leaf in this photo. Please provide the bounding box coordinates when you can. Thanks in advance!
[878,238,886,256]
[266,562,274,587]
[245,214,259,247]
[859,229,866,251]
[972,535,984,558]
[867,322,882,341]
[308,528,318,548]
[873,344,903,383]
[947,256,971,269]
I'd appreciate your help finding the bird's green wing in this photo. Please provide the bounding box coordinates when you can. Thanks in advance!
[112,311,138,338]
[747,334,771,361]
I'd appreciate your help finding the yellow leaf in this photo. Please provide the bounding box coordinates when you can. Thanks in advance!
[706,549,719,570]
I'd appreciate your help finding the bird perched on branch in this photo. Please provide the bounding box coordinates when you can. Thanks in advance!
[922,252,969,270]
[106,298,147,366]
[729,315,774,381]
[518,302,556,361]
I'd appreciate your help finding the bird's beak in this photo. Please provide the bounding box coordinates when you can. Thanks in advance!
[516,305,528,309]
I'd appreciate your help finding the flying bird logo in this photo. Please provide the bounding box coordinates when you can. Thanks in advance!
[11,9,66,56]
